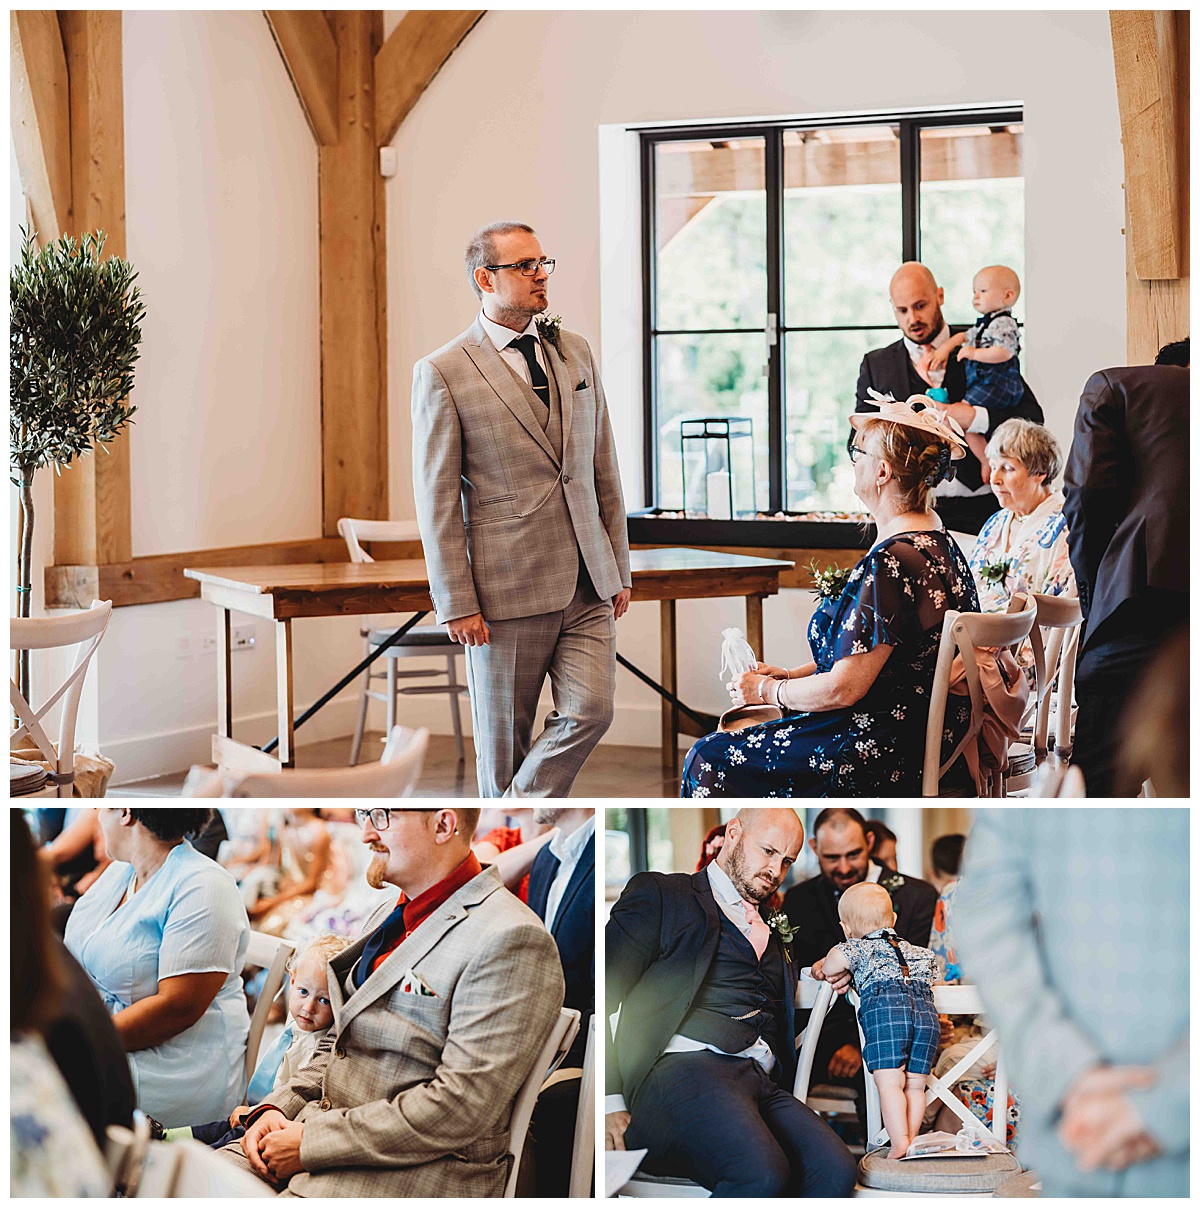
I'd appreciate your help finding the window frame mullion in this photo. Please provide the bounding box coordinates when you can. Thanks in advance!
[765,126,784,514]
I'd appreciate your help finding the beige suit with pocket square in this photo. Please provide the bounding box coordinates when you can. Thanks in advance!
[412,316,631,797]
[219,864,564,1197]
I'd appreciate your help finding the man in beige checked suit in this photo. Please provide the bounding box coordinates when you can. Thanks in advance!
[219,807,565,1197]
[412,221,632,797]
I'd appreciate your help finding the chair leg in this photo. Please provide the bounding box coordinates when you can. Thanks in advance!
[447,654,466,766]
[348,648,371,767]
[385,658,398,743]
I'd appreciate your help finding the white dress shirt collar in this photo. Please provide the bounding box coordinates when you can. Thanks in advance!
[549,814,595,867]
[706,858,749,909]
[480,310,537,352]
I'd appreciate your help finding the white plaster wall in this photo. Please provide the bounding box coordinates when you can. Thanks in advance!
[385,10,1126,742]
[18,11,368,785]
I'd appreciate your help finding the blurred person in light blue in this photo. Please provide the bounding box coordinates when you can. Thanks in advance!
[64,808,251,1129]
[954,809,1187,1196]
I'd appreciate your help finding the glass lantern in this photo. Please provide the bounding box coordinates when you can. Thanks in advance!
[679,416,756,520]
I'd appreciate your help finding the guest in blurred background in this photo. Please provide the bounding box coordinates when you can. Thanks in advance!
[955,809,1187,1195]
[863,819,898,872]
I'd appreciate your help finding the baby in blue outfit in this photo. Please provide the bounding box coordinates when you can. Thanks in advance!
[820,882,939,1158]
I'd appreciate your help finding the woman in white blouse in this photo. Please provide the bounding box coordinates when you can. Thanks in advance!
[968,419,1075,611]
[64,808,250,1128]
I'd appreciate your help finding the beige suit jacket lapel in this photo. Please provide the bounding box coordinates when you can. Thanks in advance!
[541,330,574,454]
[333,865,504,1032]
[464,318,560,467]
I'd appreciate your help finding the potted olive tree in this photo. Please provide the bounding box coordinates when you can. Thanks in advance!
[10,227,145,697]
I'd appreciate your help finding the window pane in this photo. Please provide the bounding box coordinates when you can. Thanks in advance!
[654,138,766,331]
[919,124,1024,326]
[655,332,769,514]
[784,328,894,512]
[783,126,901,328]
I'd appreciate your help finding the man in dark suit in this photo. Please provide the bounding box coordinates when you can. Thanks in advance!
[783,808,938,1104]
[525,807,595,1196]
[1062,360,1189,796]
[605,809,856,1198]
[855,262,1044,534]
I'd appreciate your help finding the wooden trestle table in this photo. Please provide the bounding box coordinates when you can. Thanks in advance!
[184,548,794,776]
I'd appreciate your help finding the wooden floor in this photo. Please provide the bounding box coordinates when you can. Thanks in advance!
[111,731,683,798]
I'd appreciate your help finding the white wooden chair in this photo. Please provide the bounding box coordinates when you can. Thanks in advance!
[569,1016,597,1198]
[337,517,467,766]
[922,595,1038,796]
[104,1111,152,1196]
[242,931,296,1092]
[504,1007,581,1197]
[10,599,112,797]
[185,726,429,798]
[1005,592,1083,794]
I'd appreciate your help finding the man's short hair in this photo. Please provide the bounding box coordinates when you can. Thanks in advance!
[1155,337,1189,367]
[984,417,1063,485]
[931,834,965,878]
[812,807,868,841]
[453,807,482,841]
[464,221,536,299]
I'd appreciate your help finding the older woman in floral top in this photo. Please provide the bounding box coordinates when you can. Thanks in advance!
[968,419,1075,611]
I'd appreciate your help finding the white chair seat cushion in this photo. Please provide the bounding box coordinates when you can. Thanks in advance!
[367,624,458,649]
[858,1148,1021,1193]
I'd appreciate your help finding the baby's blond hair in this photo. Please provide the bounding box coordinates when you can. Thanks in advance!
[838,882,895,937]
[287,931,350,975]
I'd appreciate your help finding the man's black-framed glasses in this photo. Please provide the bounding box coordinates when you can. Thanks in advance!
[355,808,395,830]
[485,258,556,277]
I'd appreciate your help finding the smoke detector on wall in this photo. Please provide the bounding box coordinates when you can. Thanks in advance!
[379,147,398,178]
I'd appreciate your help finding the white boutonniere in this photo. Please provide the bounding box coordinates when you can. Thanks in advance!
[766,909,796,946]
[537,313,565,360]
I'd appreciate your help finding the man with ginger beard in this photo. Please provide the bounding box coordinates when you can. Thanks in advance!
[219,807,564,1197]
[605,808,856,1197]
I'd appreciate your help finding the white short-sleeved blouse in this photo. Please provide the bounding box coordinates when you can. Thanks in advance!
[64,840,251,1128]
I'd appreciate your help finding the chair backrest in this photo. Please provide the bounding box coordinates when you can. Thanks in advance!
[504,1007,580,1198]
[105,1111,152,1196]
[337,516,423,563]
[569,1016,597,1198]
[242,932,297,1089]
[1026,592,1083,753]
[792,978,836,1102]
[922,594,1037,795]
[10,600,112,794]
[230,726,429,798]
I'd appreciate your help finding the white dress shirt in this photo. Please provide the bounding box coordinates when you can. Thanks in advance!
[903,323,990,498]
[479,310,547,386]
[543,815,595,933]
[605,860,776,1115]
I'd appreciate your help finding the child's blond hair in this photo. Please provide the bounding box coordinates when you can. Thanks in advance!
[838,882,895,937]
[286,931,350,974]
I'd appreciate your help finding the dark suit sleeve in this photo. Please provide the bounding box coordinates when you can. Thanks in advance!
[899,881,938,948]
[604,873,664,1096]
[855,354,874,413]
[1062,371,1130,616]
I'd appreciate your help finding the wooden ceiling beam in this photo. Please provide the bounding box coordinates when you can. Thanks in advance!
[375,10,484,146]
[264,10,340,146]
[10,10,72,240]
[1110,9,1183,280]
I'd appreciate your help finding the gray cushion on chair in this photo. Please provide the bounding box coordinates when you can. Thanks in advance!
[858,1148,1020,1193]
[993,1170,1042,1197]
[1007,742,1037,776]
[367,624,457,648]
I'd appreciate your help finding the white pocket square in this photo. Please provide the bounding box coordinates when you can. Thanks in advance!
[399,968,438,997]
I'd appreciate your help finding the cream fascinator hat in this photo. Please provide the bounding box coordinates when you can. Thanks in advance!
[850,390,969,485]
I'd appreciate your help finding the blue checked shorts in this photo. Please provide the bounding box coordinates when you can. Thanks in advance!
[858,981,940,1074]
[965,358,1024,413]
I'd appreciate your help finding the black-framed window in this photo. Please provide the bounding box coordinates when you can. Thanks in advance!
[641,108,1024,515]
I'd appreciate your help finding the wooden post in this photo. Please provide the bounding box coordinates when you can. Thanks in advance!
[318,11,388,536]
[1111,10,1190,363]
[54,10,133,568]
[275,618,295,767]
[745,594,765,662]
[660,599,678,773]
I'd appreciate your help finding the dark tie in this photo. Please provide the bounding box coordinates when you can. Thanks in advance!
[354,900,408,989]
[512,334,551,409]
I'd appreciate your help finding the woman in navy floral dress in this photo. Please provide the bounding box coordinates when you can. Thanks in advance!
[682,397,980,797]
